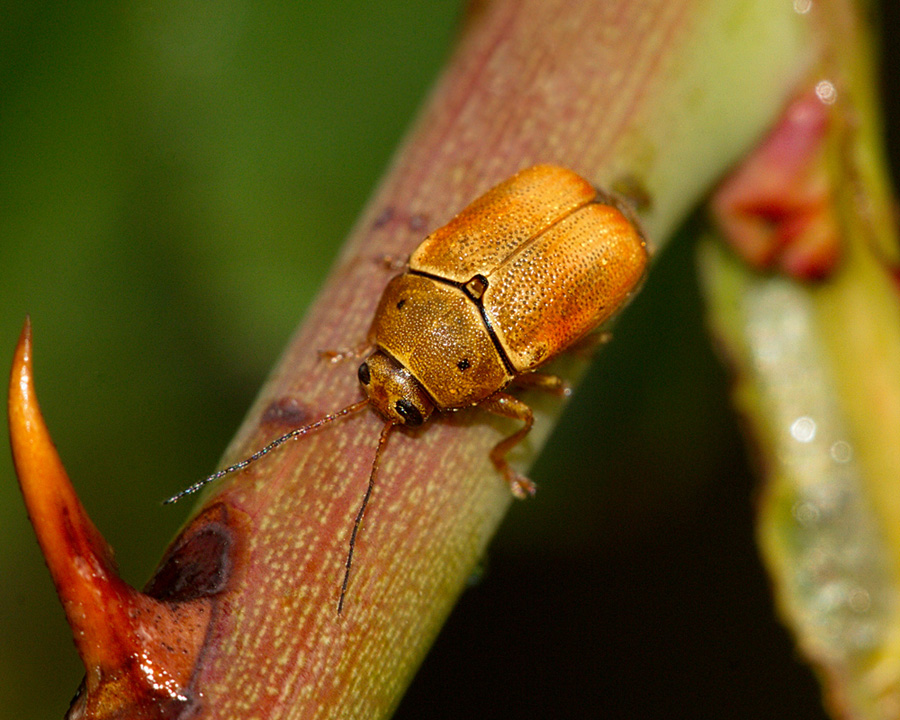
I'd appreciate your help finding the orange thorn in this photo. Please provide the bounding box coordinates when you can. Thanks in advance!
[8,318,124,669]
[8,318,213,716]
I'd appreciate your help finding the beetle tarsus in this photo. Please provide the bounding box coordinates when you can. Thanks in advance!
[481,392,539,498]
[508,473,538,499]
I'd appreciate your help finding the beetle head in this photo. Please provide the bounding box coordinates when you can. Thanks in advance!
[358,351,434,427]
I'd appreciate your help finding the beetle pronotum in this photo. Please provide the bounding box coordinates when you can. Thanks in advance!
[167,165,649,613]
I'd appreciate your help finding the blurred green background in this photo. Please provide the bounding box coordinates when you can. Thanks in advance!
[1,2,897,718]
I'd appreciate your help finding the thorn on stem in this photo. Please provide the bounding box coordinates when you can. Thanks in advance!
[8,318,216,718]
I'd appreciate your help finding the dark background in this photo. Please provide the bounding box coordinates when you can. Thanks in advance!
[1,3,896,718]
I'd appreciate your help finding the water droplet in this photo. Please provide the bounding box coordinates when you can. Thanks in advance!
[816,80,837,105]
[791,416,816,442]
[793,501,820,526]
[830,440,852,463]
[848,587,871,613]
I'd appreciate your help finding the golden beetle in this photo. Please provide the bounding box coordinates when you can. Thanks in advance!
[168,164,649,612]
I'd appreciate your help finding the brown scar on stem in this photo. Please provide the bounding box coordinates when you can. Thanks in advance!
[261,397,315,428]
[145,503,243,602]
[371,206,430,235]
[372,206,396,229]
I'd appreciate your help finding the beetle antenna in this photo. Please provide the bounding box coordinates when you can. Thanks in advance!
[338,420,394,615]
[164,399,370,505]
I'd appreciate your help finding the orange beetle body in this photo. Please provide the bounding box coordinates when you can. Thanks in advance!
[357,165,647,494]
[170,164,648,611]
[405,164,646,383]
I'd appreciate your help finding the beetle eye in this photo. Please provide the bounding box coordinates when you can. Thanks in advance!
[395,398,423,426]
[357,362,371,385]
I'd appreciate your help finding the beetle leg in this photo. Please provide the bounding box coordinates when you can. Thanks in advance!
[376,253,408,272]
[481,392,537,499]
[318,341,373,363]
[568,330,611,358]
[512,372,571,397]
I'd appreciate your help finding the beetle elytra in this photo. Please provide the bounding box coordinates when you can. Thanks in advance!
[166,164,649,613]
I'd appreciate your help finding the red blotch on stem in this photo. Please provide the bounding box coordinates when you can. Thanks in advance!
[711,89,841,280]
